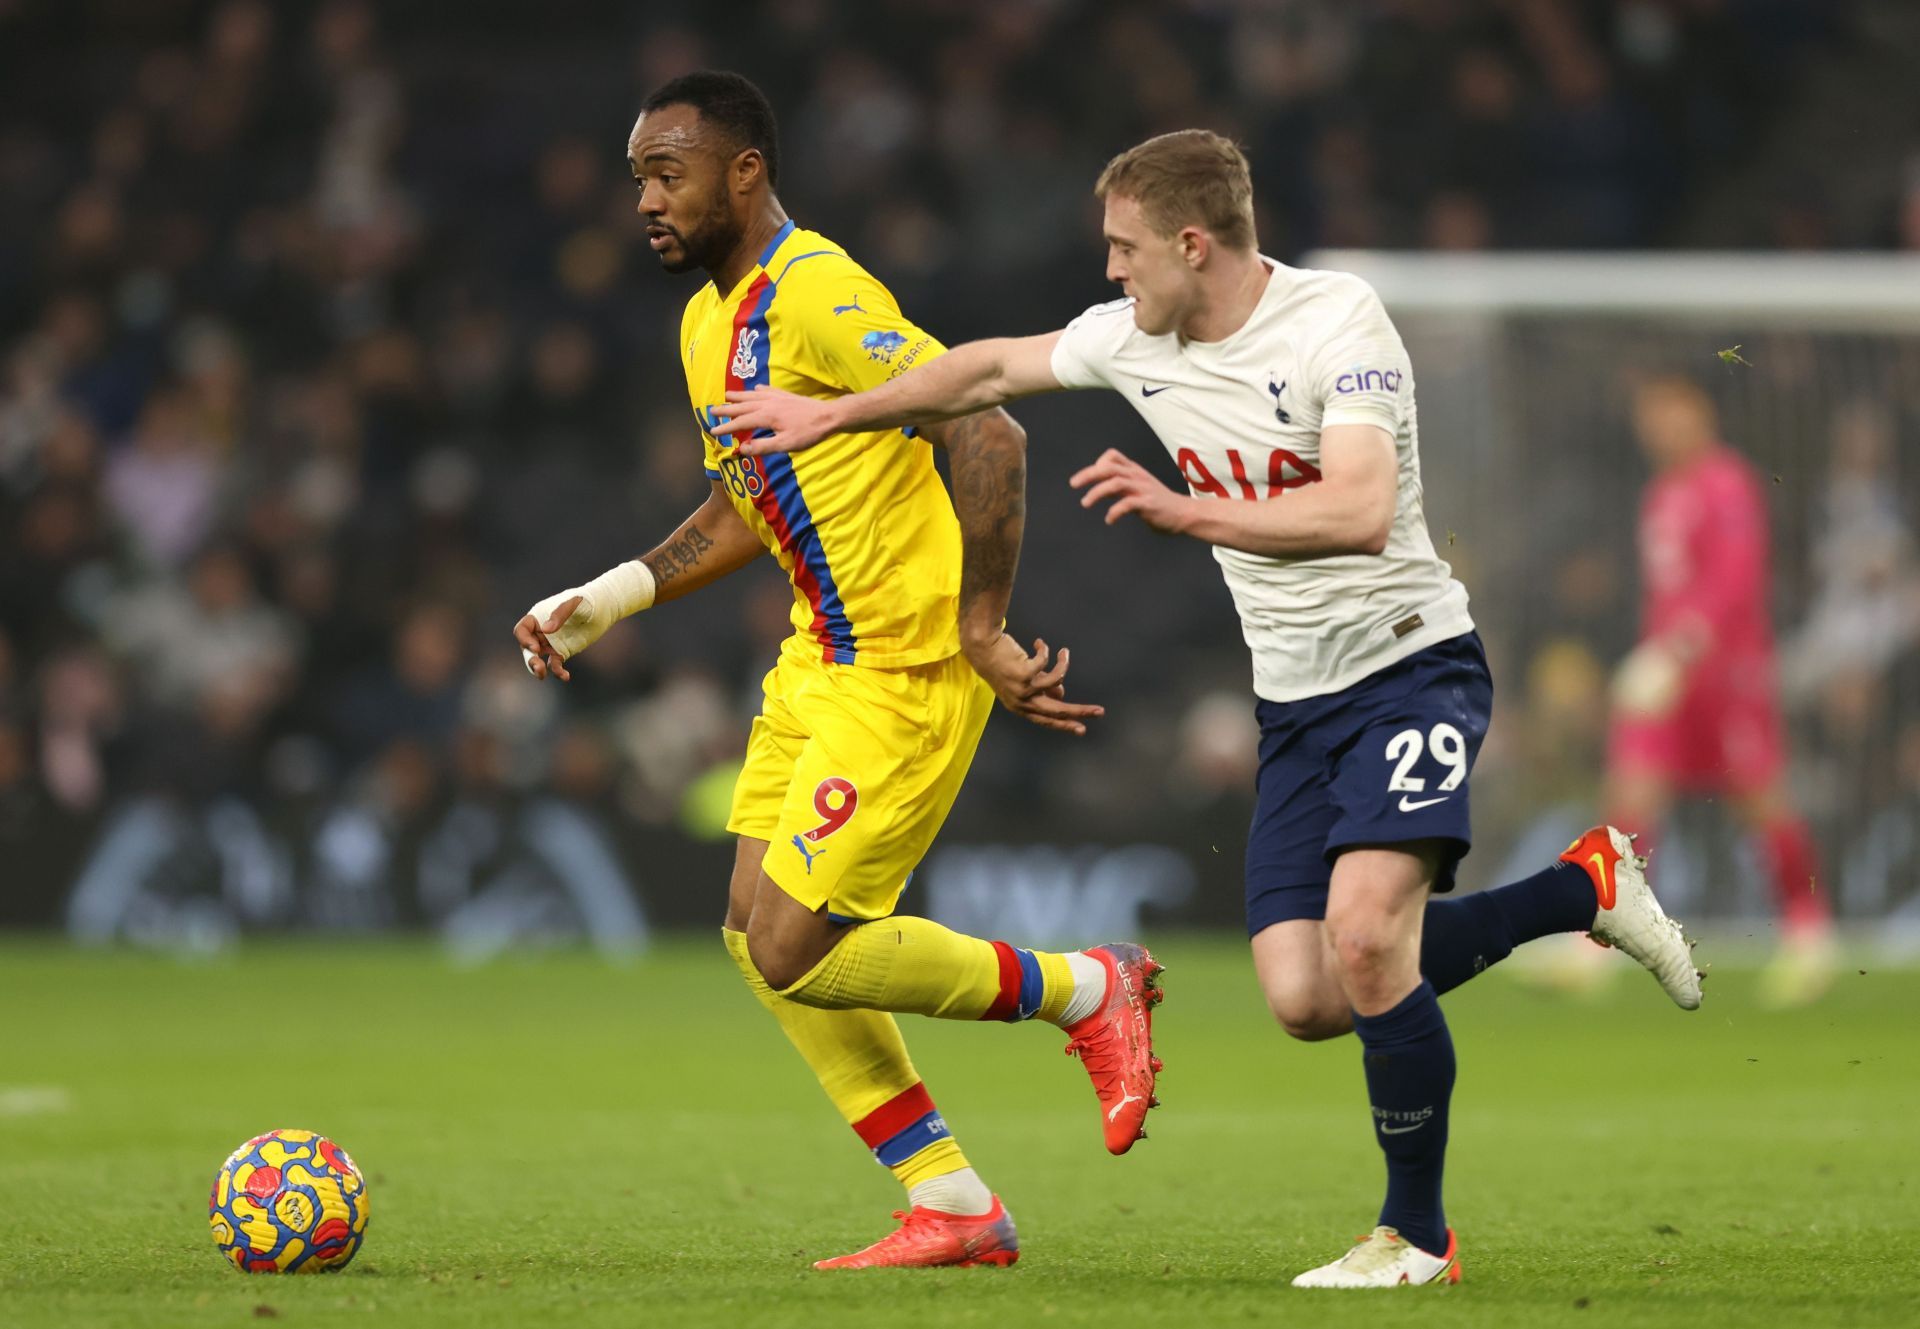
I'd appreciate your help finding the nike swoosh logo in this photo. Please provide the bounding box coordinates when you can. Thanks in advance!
[1398,795,1449,812]
[1379,1121,1427,1135]
[1588,850,1615,909]
[1140,384,1173,397]
[1107,1087,1144,1122]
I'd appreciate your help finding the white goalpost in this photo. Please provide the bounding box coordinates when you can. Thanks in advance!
[1308,251,1920,930]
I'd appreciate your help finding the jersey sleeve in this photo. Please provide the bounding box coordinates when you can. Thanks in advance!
[1306,282,1411,434]
[1049,298,1133,389]
[700,414,724,479]
[682,300,725,479]
[785,260,946,395]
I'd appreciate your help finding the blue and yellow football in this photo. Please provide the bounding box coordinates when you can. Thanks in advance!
[209,1129,369,1273]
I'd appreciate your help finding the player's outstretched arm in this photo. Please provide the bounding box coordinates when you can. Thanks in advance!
[922,407,1104,736]
[1071,424,1398,560]
[515,483,763,681]
[709,332,1066,457]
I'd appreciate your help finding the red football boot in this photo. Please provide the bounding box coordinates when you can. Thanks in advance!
[1062,942,1164,1155]
[813,1196,1019,1270]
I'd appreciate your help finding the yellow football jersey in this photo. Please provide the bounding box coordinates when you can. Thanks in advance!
[680,221,960,669]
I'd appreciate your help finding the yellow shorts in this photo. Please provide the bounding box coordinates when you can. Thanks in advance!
[728,646,993,922]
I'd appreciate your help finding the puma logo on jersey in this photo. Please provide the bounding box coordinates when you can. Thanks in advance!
[791,834,826,874]
[832,295,865,316]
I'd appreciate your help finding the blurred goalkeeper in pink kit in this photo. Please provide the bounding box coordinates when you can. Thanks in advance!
[1608,374,1835,1005]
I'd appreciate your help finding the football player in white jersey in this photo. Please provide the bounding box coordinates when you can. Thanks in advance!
[711,129,1703,1288]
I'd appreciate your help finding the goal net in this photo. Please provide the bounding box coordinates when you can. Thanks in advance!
[1311,251,1920,928]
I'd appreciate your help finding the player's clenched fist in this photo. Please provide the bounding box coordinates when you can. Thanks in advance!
[514,559,658,681]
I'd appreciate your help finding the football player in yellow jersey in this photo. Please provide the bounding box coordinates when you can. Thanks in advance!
[510,71,1163,1270]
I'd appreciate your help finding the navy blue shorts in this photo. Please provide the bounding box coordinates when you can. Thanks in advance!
[1245,631,1493,935]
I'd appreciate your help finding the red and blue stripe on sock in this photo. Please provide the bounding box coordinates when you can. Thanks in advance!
[980,940,1045,1023]
[851,1082,952,1168]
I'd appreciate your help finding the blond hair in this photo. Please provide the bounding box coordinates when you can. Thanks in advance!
[1094,129,1256,251]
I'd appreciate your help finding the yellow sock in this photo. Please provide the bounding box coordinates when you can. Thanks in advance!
[777,915,1081,1024]
[722,929,966,1190]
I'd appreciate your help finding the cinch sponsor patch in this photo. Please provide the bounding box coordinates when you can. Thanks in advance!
[1335,368,1404,393]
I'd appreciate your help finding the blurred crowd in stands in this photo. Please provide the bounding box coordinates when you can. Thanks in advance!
[3,0,1918,931]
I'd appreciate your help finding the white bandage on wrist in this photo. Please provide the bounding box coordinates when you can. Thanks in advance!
[521,559,656,674]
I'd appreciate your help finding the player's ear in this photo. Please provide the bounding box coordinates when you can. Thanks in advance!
[733,147,766,195]
[1178,226,1209,269]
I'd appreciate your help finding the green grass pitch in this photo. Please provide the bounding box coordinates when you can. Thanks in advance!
[1,936,1915,1327]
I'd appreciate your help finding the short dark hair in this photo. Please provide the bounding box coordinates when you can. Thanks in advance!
[640,70,780,188]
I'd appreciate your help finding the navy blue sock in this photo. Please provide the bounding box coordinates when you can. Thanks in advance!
[1352,980,1454,1256]
[1420,861,1596,995]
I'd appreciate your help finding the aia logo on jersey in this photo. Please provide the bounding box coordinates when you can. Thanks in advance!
[862,329,909,363]
[731,327,761,381]
[1179,446,1322,500]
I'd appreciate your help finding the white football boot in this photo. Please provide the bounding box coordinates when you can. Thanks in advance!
[1562,825,1703,1010]
[1291,1226,1460,1288]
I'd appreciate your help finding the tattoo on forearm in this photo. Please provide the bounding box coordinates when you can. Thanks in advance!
[646,525,715,587]
[947,411,1026,630]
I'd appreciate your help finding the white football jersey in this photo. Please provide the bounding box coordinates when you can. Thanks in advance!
[1049,261,1473,703]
